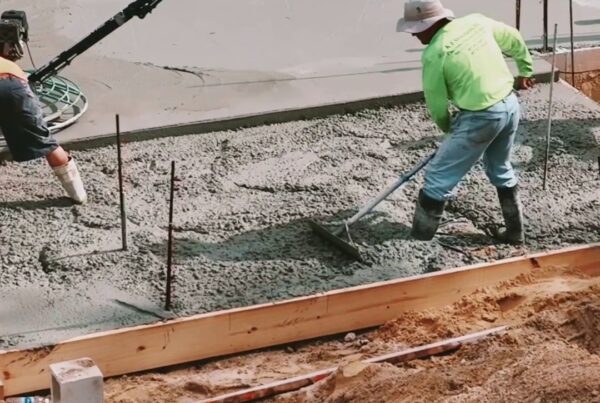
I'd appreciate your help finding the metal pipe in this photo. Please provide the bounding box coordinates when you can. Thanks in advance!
[165,161,176,310]
[543,24,558,191]
[543,0,549,52]
[569,0,575,86]
[28,0,165,84]
[116,114,128,251]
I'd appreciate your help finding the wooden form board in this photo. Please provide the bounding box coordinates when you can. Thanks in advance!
[1,244,598,396]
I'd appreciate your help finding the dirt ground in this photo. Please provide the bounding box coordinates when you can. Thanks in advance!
[572,70,600,103]
[101,262,600,402]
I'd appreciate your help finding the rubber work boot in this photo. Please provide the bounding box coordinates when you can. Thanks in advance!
[410,190,446,240]
[53,157,87,204]
[494,185,524,244]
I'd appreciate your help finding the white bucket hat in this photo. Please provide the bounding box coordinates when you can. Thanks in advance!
[396,0,455,34]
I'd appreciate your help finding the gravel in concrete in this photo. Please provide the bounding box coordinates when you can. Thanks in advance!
[0,83,598,349]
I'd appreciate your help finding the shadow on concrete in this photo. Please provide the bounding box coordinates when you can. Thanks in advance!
[53,248,124,261]
[161,209,492,265]
[0,196,73,210]
[526,33,600,47]
[376,58,422,66]
[340,212,412,244]
[390,136,438,149]
[517,117,600,167]
[148,209,414,264]
[188,67,421,89]
[575,19,600,26]
[164,213,360,264]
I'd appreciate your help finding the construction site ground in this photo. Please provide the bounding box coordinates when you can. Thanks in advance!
[0,2,599,401]
[103,259,600,402]
[1,81,599,352]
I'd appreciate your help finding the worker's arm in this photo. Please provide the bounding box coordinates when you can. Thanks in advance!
[488,17,533,78]
[422,54,451,133]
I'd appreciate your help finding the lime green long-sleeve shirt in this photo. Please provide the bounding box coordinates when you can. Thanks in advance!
[422,13,533,133]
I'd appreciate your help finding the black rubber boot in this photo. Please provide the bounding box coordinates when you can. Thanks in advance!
[410,190,446,241]
[494,185,524,244]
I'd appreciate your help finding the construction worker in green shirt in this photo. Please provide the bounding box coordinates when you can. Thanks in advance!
[397,0,535,244]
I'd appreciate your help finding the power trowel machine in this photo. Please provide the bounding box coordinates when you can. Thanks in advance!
[0,0,165,132]
[0,10,29,62]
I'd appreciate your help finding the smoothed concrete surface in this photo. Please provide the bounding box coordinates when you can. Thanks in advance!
[0,0,597,147]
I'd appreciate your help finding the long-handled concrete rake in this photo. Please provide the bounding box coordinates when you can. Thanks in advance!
[308,152,436,261]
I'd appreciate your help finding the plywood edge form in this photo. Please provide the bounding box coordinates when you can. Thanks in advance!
[1,243,598,396]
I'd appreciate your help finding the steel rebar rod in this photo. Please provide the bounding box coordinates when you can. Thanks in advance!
[165,161,176,310]
[28,0,165,84]
[569,0,575,86]
[516,0,521,30]
[543,0,549,52]
[116,114,128,251]
[543,24,558,191]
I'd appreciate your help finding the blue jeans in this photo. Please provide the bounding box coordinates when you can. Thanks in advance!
[0,76,57,162]
[423,92,520,201]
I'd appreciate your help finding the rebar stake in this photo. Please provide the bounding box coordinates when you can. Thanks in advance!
[165,161,176,311]
[543,24,558,191]
[116,114,127,251]
[569,0,575,86]
[516,0,521,30]
[543,0,549,52]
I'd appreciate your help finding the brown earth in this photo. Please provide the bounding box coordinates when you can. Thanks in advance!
[563,69,600,103]
[100,263,600,403]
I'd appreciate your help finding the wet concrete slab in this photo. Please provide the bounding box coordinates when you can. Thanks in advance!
[1,82,598,349]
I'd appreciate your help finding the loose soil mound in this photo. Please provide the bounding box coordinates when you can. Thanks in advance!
[103,264,600,402]
[276,267,600,402]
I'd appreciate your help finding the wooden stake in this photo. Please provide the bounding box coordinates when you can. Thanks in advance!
[543,24,558,191]
[116,114,127,251]
[165,161,176,310]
